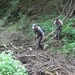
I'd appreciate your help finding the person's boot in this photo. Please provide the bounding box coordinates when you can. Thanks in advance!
[40,45,44,50]
[35,46,38,51]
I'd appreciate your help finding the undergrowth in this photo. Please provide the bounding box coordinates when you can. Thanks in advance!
[0,2,75,55]
[0,51,28,75]
[23,14,75,55]
[36,15,75,55]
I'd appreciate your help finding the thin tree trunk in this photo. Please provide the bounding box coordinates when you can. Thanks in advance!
[69,1,75,17]
[60,0,70,16]
[63,0,74,22]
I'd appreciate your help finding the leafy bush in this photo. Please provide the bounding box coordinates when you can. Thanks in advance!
[60,17,75,54]
[0,51,28,75]
[61,17,75,43]
[63,43,75,53]
[40,20,53,34]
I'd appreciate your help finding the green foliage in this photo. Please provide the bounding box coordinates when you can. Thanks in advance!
[9,0,20,6]
[0,0,75,56]
[36,15,55,35]
[61,17,75,43]
[0,51,28,75]
[60,17,75,54]
[0,10,4,16]
[0,17,7,26]
[40,20,53,34]
[17,14,30,34]
[63,43,75,53]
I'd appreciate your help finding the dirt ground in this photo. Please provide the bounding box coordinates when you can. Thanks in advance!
[0,31,75,75]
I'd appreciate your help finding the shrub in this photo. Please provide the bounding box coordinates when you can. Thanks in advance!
[0,51,28,75]
[61,17,75,43]
[63,43,75,53]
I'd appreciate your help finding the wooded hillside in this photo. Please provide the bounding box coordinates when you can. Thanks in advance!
[0,0,75,75]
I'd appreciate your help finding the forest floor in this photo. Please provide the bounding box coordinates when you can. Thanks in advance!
[0,29,75,75]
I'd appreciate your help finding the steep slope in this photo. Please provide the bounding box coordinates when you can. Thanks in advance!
[0,0,75,75]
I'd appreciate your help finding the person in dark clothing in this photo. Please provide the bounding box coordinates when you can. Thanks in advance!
[32,23,45,50]
[53,18,63,41]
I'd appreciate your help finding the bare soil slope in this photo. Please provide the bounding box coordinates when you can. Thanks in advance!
[0,30,75,75]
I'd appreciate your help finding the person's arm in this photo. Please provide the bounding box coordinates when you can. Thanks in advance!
[38,27,45,38]
[59,19,63,25]
[38,27,45,42]
[53,20,56,25]
[34,30,37,39]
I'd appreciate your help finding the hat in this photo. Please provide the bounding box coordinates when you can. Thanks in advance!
[32,23,37,29]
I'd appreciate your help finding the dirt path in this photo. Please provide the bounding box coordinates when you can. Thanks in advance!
[6,39,75,75]
[17,49,75,75]
[0,31,75,75]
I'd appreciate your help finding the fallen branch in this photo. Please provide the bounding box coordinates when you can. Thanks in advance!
[45,70,56,75]
[45,40,55,44]
[18,54,36,58]
[51,35,56,40]
[44,30,55,39]
[10,43,18,50]
[51,57,70,75]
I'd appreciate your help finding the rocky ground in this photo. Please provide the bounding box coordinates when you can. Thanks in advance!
[0,30,75,75]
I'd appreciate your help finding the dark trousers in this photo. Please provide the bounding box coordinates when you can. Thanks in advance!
[56,28,61,40]
[35,36,43,50]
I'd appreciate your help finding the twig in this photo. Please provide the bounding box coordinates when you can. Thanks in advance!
[10,43,18,50]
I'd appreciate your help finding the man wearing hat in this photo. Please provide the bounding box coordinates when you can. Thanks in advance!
[32,23,45,50]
